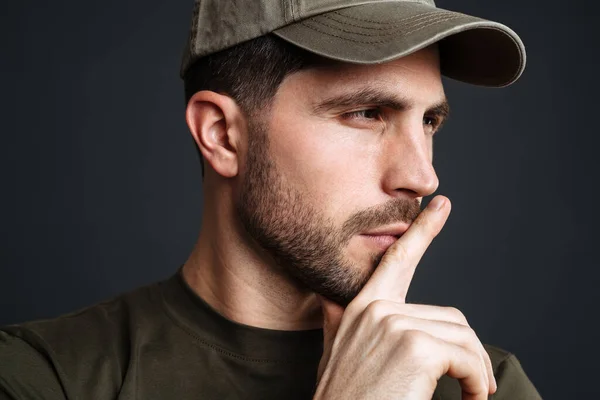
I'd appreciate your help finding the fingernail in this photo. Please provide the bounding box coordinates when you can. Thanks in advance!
[429,197,445,211]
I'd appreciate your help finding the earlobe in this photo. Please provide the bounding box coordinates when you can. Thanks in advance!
[186,91,243,178]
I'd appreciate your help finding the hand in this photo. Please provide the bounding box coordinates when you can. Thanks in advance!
[314,196,496,400]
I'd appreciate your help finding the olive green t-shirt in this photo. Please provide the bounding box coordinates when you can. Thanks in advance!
[0,269,542,399]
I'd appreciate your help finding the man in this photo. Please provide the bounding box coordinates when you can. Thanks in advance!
[0,0,541,399]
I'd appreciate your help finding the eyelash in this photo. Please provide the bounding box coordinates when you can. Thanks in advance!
[342,108,442,131]
[343,108,382,120]
[423,116,441,129]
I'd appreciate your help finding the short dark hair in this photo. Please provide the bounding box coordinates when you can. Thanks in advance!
[183,34,325,177]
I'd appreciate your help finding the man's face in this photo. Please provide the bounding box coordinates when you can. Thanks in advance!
[235,46,446,306]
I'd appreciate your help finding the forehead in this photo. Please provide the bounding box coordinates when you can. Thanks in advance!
[277,46,444,106]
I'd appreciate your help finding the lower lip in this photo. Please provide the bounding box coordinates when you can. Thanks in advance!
[360,234,398,250]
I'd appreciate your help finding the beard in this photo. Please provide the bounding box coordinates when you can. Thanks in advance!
[235,120,421,306]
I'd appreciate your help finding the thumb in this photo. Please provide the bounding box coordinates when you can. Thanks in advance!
[317,295,345,382]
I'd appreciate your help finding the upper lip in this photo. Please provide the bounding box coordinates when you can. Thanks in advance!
[361,223,410,237]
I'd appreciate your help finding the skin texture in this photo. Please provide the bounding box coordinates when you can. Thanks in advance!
[183,45,495,398]
[183,46,443,329]
[234,115,422,306]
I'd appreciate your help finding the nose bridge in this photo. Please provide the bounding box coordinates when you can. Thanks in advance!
[383,122,439,197]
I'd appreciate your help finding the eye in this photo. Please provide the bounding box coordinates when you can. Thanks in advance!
[423,115,441,134]
[342,108,382,121]
[423,116,437,126]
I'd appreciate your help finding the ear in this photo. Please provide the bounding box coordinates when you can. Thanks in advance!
[185,91,245,178]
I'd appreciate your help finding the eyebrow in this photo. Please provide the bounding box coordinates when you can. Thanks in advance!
[312,87,451,122]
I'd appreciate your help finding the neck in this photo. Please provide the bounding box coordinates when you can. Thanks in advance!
[182,196,323,331]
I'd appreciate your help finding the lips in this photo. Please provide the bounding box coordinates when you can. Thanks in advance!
[359,223,410,250]
[361,223,410,238]
[360,234,398,250]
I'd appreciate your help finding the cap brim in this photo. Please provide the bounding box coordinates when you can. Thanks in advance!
[273,2,526,87]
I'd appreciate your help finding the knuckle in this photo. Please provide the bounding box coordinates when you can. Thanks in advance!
[458,325,479,347]
[381,314,403,334]
[449,323,480,352]
[401,330,433,358]
[363,299,389,321]
[445,306,469,326]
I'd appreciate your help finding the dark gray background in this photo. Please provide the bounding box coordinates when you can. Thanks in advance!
[1,0,598,398]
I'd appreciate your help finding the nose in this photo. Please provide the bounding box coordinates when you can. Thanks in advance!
[381,121,439,199]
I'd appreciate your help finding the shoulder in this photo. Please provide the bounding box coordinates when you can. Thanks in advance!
[0,281,165,399]
[433,343,543,399]
[3,281,161,357]
[0,330,66,399]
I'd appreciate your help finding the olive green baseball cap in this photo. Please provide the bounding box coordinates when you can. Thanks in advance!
[180,0,526,87]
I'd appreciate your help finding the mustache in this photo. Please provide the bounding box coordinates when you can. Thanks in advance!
[340,197,422,243]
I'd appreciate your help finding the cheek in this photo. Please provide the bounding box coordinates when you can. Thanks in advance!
[268,117,382,220]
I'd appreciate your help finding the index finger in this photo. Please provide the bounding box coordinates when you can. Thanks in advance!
[351,195,451,307]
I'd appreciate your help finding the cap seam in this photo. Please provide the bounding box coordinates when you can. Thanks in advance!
[292,0,299,22]
[300,14,460,44]
[333,7,456,26]
[332,1,439,24]
[305,13,462,39]
[282,0,287,22]
[297,19,524,87]
[282,0,293,23]
[337,0,435,16]
[323,10,455,31]
[326,10,524,86]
